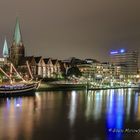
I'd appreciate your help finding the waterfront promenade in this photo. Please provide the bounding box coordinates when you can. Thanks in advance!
[38,80,140,91]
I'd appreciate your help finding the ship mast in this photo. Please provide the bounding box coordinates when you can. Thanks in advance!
[0,62,34,83]
[0,67,11,79]
[26,60,33,80]
[10,63,26,82]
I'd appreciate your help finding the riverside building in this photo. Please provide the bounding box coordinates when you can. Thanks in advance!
[110,49,139,76]
[0,18,64,79]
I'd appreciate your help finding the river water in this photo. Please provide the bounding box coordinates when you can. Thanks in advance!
[0,89,140,140]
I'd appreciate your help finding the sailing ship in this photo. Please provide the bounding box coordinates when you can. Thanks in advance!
[0,61,40,97]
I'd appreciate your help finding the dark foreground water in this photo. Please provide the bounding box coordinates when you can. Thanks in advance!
[0,89,140,140]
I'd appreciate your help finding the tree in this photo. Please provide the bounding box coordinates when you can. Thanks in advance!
[67,66,82,77]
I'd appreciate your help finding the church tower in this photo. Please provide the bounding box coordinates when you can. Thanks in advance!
[2,38,9,64]
[10,18,25,66]
[3,38,9,58]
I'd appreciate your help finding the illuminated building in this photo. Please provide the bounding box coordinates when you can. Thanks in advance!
[43,58,61,78]
[110,49,138,75]
[77,60,121,80]
[19,56,62,78]
[0,58,5,66]
[3,18,63,79]
[3,38,9,58]
[1,38,9,65]
[10,18,25,66]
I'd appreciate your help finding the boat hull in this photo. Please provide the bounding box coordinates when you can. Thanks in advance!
[0,82,39,97]
[0,90,35,97]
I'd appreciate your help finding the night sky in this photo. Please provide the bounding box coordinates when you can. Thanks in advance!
[0,0,140,62]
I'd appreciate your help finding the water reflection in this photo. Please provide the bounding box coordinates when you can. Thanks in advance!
[0,97,35,140]
[126,89,132,121]
[84,89,140,140]
[0,89,140,140]
[85,90,104,121]
[106,89,124,140]
[137,93,140,121]
[68,91,77,127]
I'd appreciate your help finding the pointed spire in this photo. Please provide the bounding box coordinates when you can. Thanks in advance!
[3,38,9,58]
[14,17,22,45]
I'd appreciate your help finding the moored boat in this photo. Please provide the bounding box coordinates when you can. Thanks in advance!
[0,62,40,97]
[0,81,40,97]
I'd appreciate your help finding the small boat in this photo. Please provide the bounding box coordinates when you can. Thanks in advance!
[0,62,40,97]
[0,82,40,97]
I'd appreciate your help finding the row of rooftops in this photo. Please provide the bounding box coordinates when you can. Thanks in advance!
[19,56,61,66]
[18,56,102,66]
[23,56,118,66]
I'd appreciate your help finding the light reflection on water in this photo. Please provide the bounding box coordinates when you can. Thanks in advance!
[0,97,35,140]
[85,90,104,121]
[0,89,140,140]
[106,89,124,140]
[68,91,77,127]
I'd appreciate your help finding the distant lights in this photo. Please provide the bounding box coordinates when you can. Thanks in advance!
[120,49,125,53]
[110,49,126,55]
[110,51,118,55]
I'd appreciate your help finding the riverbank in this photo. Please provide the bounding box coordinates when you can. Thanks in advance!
[38,82,86,91]
[37,82,139,91]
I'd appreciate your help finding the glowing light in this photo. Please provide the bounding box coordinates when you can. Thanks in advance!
[14,98,22,108]
[16,104,20,107]
[120,49,125,53]
[110,51,118,55]
[110,49,126,55]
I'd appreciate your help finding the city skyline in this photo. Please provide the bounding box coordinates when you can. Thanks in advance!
[0,0,140,62]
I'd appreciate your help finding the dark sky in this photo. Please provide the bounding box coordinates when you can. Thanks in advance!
[0,0,140,62]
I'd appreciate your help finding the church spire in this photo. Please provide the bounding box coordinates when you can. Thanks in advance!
[14,18,22,45]
[10,18,25,66]
[3,38,9,58]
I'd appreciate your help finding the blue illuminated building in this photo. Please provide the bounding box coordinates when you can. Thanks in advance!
[110,49,126,55]
[110,49,138,75]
